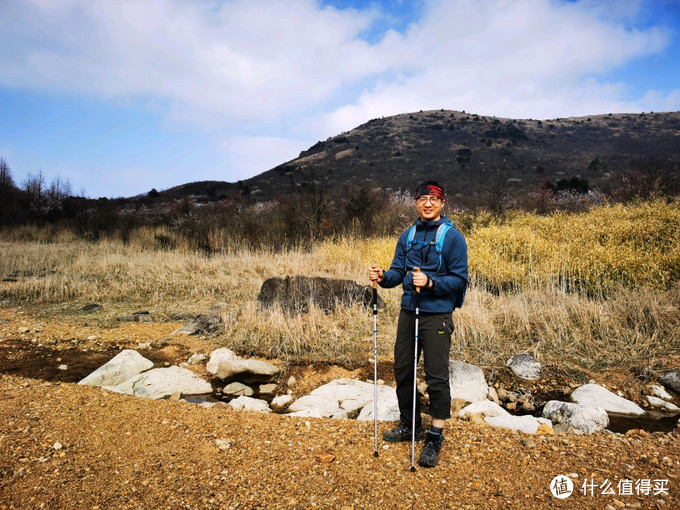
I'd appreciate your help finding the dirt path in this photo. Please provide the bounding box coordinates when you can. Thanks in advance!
[1,308,679,509]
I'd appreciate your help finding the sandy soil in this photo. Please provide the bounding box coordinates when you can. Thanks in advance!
[1,306,679,509]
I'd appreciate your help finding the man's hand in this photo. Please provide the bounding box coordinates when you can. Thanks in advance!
[369,266,384,283]
[412,268,430,289]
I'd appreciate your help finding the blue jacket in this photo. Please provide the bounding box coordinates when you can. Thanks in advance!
[380,216,468,313]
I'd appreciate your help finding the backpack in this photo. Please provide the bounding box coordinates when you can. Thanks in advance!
[405,220,454,272]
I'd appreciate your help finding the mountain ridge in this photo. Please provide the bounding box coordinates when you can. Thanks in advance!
[160,109,680,203]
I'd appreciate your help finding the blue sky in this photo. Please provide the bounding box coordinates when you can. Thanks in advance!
[1,0,679,199]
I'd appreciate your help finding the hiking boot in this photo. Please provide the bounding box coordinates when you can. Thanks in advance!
[382,423,424,443]
[418,432,444,468]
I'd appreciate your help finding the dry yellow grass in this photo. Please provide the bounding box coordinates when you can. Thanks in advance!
[1,199,679,370]
[468,199,680,294]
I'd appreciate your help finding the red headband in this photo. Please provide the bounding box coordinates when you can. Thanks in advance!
[415,184,445,200]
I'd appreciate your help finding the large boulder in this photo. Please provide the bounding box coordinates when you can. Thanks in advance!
[542,401,609,434]
[571,384,645,416]
[357,387,400,422]
[287,378,398,420]
[257,275,384,314]
[215,359,281,384]
[206,348,240,375]
[458,396,552,434]
[449,361,489,403]
[104,366,213,399]
[79,349,153,387]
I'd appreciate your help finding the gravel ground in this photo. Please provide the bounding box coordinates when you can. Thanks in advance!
[1,308,679,509]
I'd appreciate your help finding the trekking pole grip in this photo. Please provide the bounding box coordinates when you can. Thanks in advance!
[413,267,421,294]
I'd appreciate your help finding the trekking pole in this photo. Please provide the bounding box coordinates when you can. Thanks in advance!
[372,280,379,458]
[411,267,421,472]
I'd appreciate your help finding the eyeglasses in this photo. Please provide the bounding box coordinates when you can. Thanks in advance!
[416,196,442,205]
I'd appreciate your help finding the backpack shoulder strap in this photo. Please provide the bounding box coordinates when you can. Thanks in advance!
[434,221,455,270]
[406,224,417,251]
[434,221,454,253]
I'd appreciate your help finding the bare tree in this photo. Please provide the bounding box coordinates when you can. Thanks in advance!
[482,148,514,216]
[0,157,16,191]
[22,170,45,202]
[46,175,72,201]
[612,157,679,200]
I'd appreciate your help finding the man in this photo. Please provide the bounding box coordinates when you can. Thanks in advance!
[369,180,468,468]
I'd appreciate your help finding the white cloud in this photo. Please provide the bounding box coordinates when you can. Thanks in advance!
[0,0,386,123]
[2,0,673,128]
[319,0,674,133]
[0,0,677,196]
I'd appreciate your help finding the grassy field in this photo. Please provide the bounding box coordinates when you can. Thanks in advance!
[1,199,679,372]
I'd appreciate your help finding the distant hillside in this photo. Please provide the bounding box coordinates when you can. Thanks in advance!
[247,110,679,199]
[159,180,239,200]
[156,109,680,203]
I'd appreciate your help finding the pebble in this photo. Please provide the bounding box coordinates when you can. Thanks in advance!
[314,451,335,463]
[215,439,232,450]
[520,438,536,448]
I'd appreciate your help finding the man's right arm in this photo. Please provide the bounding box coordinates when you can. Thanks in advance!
[379,233,407,289]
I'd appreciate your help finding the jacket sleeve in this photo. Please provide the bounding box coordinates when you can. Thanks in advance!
[379,231,408,289]
[430,229,468,296]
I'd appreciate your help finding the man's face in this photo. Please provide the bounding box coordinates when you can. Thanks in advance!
[415,195,445,222]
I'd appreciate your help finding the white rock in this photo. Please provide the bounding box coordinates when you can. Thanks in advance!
[79,349,154,387]
[229,396,272,413]
[287,394,348,419]
[216,359,281,383]
[484,414,552,435]
[286,408,323,418]
[646,395,680,411]
[449,361,488,402]
[223,382,254,397]
[288,379,382,419]
[506,353,542,380]
[571,384,645,416]
[357,386,400,422]
[206,348,240,375]
[259,384,277,395]
[105,366,213,399]
[271,395,294,409]
[651,384,674,401]
[542,401,609,434]
[459,400,509,419]
[187,352,207,365]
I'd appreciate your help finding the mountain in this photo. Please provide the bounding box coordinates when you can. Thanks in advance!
[162,109,680,202]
